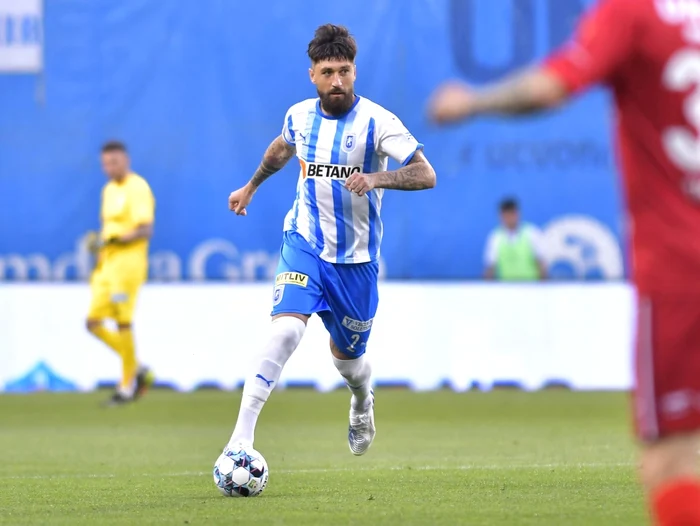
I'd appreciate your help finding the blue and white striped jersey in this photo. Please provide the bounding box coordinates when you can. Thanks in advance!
[282,96,423,264]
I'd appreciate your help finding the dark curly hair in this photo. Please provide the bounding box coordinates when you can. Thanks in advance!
[307,24,357,63]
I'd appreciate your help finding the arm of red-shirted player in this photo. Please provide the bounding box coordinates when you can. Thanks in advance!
[428,68,570,121]
[428,0,639,122]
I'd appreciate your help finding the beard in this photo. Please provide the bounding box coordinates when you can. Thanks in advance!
[318,88,355,117]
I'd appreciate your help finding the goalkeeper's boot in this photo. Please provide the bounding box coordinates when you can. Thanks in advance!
[134,366,155,400]
[102,391,132,407]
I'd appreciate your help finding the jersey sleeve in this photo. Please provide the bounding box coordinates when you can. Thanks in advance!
[484,231,499,266]
[376,112,424,166]
[99,186,106,223]
[130,180,155,225]
[281,108,296,146]
[543,0,640,93]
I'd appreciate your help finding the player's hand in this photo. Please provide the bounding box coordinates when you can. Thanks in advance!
[345,173,376,197]
[427,81,477,125]
[86,232,120,254]
[85,231,102,254]
[228,184,255,216]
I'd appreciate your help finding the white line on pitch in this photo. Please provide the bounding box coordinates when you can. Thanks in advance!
[0,462,635,481]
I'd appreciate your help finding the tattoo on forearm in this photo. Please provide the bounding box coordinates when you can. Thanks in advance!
[249,136,296,188]
[476,69,565,115]
[373,152,436,191]
[480,77,543,114]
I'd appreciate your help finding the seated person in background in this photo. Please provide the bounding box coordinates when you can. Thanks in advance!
[483,198,547,281]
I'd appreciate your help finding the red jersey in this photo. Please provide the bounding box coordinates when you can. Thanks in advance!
[544,0,700,294]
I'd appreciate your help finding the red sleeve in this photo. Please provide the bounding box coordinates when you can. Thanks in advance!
[543,0,640,93]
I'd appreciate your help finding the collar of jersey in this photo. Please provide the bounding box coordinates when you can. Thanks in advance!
[316,95,361,120]
[112,172,135,186]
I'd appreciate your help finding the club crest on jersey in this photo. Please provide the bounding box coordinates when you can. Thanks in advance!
[272,284,285,305]
[342,133,356,153]
[299,160,362,180]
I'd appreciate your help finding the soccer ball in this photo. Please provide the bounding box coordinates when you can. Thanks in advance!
[213,447,269,497]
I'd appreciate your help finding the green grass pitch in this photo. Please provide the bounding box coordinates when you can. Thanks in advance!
[0,389,646,525]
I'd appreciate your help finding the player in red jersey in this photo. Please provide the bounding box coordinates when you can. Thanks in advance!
[428,0,700,524]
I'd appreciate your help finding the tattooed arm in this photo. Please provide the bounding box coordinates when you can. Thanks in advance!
[428,69,569,124]
[372,150,436,191]
[469,68,568,115]
[249,136,297,188]
[229,135,296,215]
[345,150,436,197]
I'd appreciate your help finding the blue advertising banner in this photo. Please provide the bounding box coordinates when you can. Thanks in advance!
[0,0,623,281]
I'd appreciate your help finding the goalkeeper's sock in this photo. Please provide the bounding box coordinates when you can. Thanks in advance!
[117,327,138,396]
[228,317,306,447]
[91,325,122,356]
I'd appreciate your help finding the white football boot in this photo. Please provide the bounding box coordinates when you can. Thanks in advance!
[348,390,376,456]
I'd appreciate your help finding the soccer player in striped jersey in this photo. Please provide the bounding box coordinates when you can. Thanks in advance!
[224,24,436,457]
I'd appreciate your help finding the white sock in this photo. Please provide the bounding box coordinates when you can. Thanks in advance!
[332,355,372,411]
[229,316,306,447]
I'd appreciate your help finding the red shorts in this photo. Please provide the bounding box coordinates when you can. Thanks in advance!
[634,293,700,442]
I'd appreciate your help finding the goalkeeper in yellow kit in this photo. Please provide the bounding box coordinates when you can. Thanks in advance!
[86,141,155,406]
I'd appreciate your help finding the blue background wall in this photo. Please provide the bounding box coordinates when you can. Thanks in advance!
[0,0,622,281]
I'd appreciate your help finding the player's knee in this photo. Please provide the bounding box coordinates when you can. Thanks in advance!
[86,319,102,332]
[330,338,350,360]
[269,315,306,350]
[117,322,132,331]
[640,432,700,491]
[330,335,366,359]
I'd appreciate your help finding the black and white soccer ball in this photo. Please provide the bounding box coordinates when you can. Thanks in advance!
[213,447,269,497]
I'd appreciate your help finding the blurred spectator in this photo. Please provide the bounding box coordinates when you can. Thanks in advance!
[483,198,547,281]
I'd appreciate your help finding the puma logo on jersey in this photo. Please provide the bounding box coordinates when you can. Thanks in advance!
[299,160,362,180]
